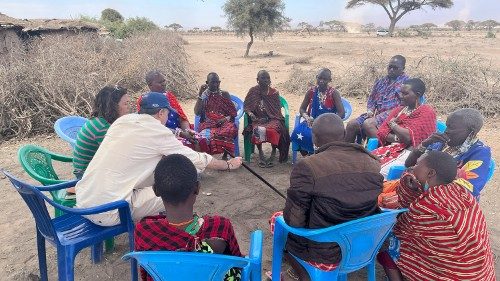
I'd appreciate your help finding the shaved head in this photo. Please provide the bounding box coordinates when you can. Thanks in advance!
[312,113,345,148]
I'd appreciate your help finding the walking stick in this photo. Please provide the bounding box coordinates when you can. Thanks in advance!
[224,148,286,200]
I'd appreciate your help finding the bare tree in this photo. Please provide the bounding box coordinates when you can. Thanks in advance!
[223,0,287,57]
[346,0,453,36]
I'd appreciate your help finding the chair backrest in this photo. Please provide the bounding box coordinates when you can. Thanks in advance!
[18,145,60,185]
[124,230,263,281]
[54,116,88,148]
[341,97,352,121]
[2,170,58,244]
[436,120,446,133]
[487,158,496,182]
[279,96,290,129]
[230,95,244,121]
[276,209,405,273]
[123,252,250,281]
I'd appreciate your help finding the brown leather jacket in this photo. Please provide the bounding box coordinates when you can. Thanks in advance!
[283,141,383,264]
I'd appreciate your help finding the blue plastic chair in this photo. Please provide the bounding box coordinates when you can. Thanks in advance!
[366,120,447,153]
[387,158,497,183]
[123,230,263,281]
[271,209,406,281]
[194,94,244,156]
[291,97,352,164]
[2,170,137,281]
[54,116,88,150]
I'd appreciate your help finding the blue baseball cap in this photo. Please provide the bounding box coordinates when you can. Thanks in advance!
[139,92,174,112]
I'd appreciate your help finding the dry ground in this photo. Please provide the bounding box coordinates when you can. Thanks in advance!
[0,32,498,280]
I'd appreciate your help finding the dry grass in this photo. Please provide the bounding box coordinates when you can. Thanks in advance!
[0,30,196,140]
[285,56,312,65]
[282,52,500,118]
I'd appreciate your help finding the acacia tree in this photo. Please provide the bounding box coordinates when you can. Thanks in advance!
[445,20,465,31]
[223,0,287,57]
[346,0,453,36]
[101,8,124,22]
[167,23,183,31]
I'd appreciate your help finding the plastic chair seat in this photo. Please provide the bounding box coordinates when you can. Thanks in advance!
[53,214,123,246]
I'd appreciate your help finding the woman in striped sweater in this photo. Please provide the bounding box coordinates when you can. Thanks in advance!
[72,86,131,180]
[378,150,495,281]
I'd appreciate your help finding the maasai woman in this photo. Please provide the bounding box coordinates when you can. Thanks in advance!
[291,68,345,156]
[380,108,492,207]
[243,70,290,167]
[377,151,495,281]
[194,72,238,159]
[371,78,436,177]
[135,154,242,281]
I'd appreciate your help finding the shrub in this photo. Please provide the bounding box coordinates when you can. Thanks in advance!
[0,31,196,140]
[285,56,312,65]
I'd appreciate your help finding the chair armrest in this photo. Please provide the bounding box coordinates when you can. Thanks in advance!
[36,179,79,191]
[49,152,73,163]
[41,192,130,216]
[248,230,263,261]
[387,165,406,180]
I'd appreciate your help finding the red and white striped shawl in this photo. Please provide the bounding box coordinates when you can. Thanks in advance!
[394,182,496,281]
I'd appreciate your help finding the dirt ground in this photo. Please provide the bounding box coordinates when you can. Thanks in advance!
[0,32,498,280]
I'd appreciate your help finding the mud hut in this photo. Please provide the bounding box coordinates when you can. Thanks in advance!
[0,13,23,56]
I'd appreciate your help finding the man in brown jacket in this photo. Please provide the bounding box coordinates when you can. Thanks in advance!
[283,113,383,280]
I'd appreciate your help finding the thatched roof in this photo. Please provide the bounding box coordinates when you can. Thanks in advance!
[0,13,100,32]
[0,13,23,29]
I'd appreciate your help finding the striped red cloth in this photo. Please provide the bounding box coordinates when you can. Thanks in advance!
[394,182,496,281]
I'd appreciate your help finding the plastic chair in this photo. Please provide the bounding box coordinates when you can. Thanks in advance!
[1,170,137,281]
[271,209,406,281]
[18,144,116,252]
[291,97,351,164]
[194,94,244,156]
[123,230,263,281]
[366,120,447,153]
[18,144,76,217]
[243,96,289,162]
[54,116,88,150]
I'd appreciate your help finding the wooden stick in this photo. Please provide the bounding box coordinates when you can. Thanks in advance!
[224,149,286,200]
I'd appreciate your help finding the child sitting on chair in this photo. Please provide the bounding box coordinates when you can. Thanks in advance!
[134,154,242,281]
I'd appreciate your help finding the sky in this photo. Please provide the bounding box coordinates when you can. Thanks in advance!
[1,0,499,29]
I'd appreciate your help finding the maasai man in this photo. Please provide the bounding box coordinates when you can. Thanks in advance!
[291,68,345,156]
[243,70,290,167]
[194,72,238,159]
[345,55,409,143]
[377,151,495,281]
[135,154,242,281]
[269,113,382,281]
[371,78,436,178]
[137,70,209,152]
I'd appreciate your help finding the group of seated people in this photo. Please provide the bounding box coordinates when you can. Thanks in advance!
[69,58,495,280]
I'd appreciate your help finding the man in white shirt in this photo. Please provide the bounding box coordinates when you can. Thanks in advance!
[75,92,242,226]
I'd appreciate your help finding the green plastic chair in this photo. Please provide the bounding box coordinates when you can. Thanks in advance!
[243,96,289,162]
[17,144,115,251]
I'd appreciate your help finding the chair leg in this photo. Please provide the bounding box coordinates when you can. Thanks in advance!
[36,229,48,281]
[105,238,115,252]
[91,242,103,263]
[367,260,376,281]
[128,231,138,281]
[57,247,75,281]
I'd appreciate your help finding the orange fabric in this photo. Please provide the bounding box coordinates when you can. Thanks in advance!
[378,180,400,208]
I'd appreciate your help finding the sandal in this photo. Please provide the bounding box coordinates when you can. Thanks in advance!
[258,161,267,168]
[265,271,283,280]
[266,162,275,168]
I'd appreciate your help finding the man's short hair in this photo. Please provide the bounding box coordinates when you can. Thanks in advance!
[153,154,198,204]
[403,78,426,97]
[450,108,483,133]
[145,70,162,86]
[423,151,457,184]
[392,55,406,67]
